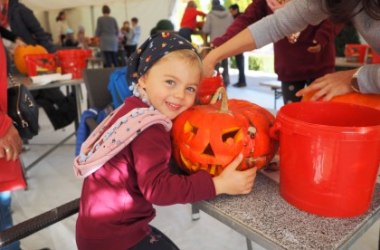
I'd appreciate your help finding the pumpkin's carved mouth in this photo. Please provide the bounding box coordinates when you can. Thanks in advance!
[180,151,223,176]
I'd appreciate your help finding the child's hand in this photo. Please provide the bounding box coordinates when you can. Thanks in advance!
[213,154,257,195]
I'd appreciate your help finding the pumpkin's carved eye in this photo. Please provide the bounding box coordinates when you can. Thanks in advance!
[222,128,241,143]
[184,121,198,134]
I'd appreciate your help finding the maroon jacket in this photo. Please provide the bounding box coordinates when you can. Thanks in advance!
[76,97,216,250]
[213,0,340,82]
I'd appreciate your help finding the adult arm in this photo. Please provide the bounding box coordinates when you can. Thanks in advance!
[203,0,328,77]
[212,1,267,46]
[0,26,18,42]
[18,6,55,52]
[0,27,26,47]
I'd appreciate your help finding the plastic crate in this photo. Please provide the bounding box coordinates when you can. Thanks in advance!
[25,53,57,76]
[344,44,369,63]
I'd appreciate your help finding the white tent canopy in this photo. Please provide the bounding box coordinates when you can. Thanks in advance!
[20,0,178,45]
[20,0,126,11]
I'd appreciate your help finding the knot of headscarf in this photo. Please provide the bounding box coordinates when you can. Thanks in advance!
[127,32,200,84]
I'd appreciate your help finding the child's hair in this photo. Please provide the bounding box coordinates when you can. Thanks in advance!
[131,17,138,23]
[187,1,197,8]
[147,49,203,78]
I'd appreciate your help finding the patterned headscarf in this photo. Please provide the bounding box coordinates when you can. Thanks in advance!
[127,32,200,84]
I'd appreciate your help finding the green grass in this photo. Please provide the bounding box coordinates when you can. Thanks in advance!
[230,54,275,73]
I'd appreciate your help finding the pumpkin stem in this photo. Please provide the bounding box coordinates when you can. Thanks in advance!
[210,87,229,112]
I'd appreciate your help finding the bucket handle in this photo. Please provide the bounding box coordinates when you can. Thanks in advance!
[269,122,281,141]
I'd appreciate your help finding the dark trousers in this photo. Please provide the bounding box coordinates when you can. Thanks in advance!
[235,53,246,84]
[125,45,137,58]
[220,58,230,87]
[178,27,193,42]
[102,51,119,68]
[130,226,179,250]
[281,79,314,104]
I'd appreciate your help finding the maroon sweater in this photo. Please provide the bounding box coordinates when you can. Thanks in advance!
[76,97,216,250]
[213,0,340,82]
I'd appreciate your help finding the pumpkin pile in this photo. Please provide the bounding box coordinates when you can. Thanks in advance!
[302,91,380,111]
[172,87,278,176]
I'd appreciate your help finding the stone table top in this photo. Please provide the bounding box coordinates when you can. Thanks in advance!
[196,172,380,250]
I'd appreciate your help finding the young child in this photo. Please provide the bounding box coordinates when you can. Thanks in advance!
[73,32,257,250]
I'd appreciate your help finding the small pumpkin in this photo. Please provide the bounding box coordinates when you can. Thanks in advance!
[13,45,48,75]
[196,74,224,104]
[302,91,380,111]
[172,87,278,176]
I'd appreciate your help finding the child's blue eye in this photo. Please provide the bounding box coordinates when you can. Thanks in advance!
[186,86,197,93]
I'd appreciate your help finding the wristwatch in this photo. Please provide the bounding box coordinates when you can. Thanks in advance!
[351,67,362,92]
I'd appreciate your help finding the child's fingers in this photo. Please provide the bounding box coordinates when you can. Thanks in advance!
[223,154,243,172]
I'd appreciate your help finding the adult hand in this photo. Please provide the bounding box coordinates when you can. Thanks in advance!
[0,125,23,161]
[307,40,321,53]
[213,154,257,195]
[15,37,26,47]
[296,69,358,101]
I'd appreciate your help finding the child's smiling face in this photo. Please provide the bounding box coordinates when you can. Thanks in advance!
[138,52,202,120]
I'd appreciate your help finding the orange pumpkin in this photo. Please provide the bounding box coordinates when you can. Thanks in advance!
[302,91,380,111]
[172,87,278,176]
[13,45,48,75]
[196,74,224,104]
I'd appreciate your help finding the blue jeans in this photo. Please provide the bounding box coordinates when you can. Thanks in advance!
[0,191,20,250]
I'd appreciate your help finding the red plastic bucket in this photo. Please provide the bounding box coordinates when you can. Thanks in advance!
[56,49,92,78]
[272,102,380,217]
[344,44,369,63]
[196,74,224,104]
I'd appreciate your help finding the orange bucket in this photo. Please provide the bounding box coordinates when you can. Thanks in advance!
[272,102,380,217]
[56,49,92,78]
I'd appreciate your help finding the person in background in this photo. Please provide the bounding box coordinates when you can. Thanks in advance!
[95,5,119,67]
[226,4,247,87]
[74,32,256,250]
[63,27,78,47]
[213,0,339,103]
[334,21,360,58]
[150,19,174,36]
[0,27,23,250]
[203,0,380,100]
[125,17,141,58]
[120,20,131,50]
[77,25,89,49]
[178,0,206,42]
[5,0,76,131]
[202,0,233,87]
[6,0,55,53]
[56,10,70,47]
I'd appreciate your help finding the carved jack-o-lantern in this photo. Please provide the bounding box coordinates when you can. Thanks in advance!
[172,87,278,176]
